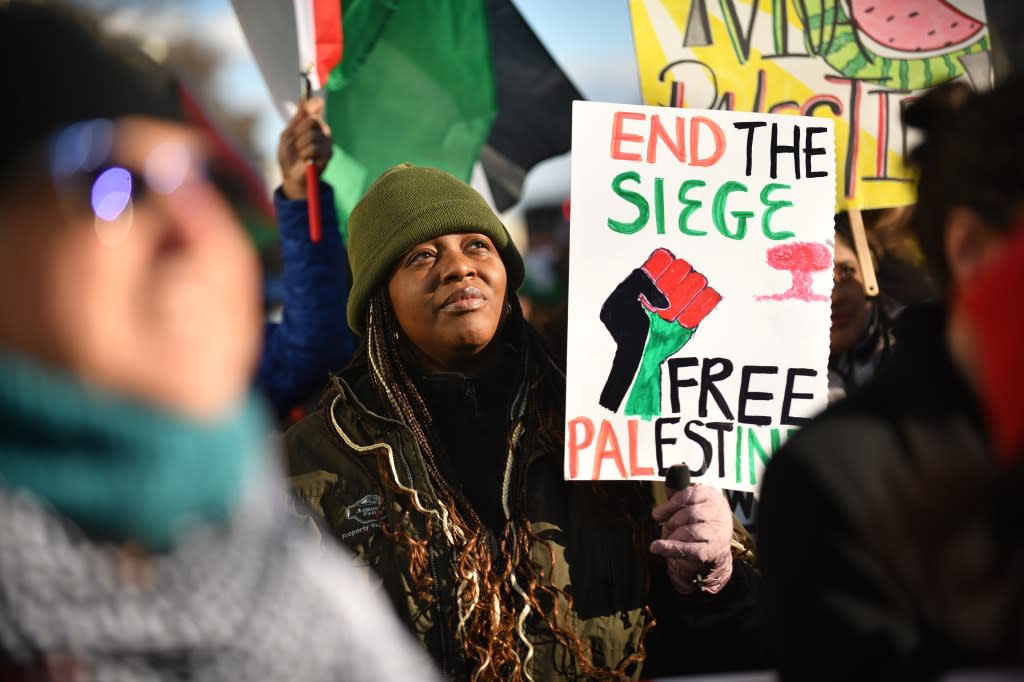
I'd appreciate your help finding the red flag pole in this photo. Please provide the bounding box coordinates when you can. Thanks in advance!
[305,163,322,242]
[300,72,322,243]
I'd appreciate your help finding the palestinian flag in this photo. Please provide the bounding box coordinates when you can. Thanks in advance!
[233,0,580,237]
[320,0,496,240]
[293,0,343,93]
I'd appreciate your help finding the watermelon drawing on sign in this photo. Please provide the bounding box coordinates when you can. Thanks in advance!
[850,0,983,53]
[795,0,988,90]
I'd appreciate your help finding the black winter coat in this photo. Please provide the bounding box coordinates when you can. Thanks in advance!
[759,304,1024,679]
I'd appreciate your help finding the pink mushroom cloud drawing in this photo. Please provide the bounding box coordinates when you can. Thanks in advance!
[756,241,831,302]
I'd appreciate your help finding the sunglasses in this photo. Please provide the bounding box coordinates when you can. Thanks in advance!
[47,119,208,224]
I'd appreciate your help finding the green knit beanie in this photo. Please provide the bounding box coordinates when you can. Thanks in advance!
[347,163,525,335]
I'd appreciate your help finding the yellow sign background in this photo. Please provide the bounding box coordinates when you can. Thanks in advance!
[629,0,990,210]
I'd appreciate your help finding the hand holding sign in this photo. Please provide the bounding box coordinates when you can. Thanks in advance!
[650,478,733,595]
[599,248,722,419]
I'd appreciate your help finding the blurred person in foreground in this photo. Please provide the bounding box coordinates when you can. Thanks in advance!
[0,4,436,680]
[759,77,1024,678]
[284,163,764,680]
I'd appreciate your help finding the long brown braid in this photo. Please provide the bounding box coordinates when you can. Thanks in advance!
[353,288,654,681]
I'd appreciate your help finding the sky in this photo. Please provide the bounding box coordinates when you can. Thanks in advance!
[81,0,642,209]
[508,0,642,208]
[80,0,999,209]
[514,0,640,104]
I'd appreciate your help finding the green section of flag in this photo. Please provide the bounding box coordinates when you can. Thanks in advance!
[322,0,496,243]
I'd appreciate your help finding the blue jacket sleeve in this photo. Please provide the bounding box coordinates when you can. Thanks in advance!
[256,182,353,416]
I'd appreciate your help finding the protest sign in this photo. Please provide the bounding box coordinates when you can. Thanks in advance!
[565,101,835,492]
[628,0,990,210]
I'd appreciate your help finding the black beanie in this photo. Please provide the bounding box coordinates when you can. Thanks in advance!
[0,2,183,179]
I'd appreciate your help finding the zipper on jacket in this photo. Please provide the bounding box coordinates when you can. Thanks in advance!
[397,438,454,679]
[328,395,455,678]
[427,534,453,677]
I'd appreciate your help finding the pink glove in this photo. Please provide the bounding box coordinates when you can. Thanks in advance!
[650,485,733,595]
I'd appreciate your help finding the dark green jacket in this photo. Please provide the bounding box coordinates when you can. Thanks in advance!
[284,368,763,680]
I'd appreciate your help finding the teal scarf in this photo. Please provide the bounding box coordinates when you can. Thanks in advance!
[0,352,268,551]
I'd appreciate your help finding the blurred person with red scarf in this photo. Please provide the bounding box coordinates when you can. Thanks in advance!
[759,76,1024,678]
[951,221,1024,464]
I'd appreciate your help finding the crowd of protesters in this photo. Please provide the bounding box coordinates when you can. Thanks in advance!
[0,2,1022,681]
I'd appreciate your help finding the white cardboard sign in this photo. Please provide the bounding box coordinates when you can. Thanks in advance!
[565,100,836,492]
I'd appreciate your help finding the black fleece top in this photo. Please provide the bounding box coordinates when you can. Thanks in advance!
[413,348,517,533]
[758,304,1024,679]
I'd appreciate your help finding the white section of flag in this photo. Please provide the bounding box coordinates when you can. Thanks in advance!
[293,0,320,90]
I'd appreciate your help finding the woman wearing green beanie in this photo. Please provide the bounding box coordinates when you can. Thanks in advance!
[285,164,763,680]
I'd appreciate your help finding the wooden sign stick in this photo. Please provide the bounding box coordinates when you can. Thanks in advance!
[848,206,879,297]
